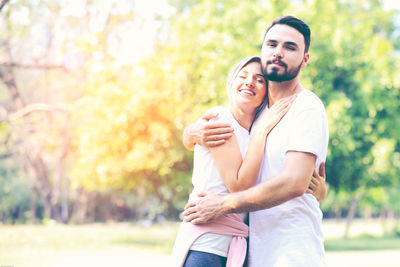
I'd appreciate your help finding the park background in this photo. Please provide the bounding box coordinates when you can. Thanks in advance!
[0,0,399,266]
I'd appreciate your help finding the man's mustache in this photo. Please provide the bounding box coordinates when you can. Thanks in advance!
[267,59,287,68]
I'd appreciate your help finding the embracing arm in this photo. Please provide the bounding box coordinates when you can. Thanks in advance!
[222,151,316,213]
[184,151,316,223]
[307,162,327,202]
[182,111,234,151]
[209,128,267,192]
[210,97,294,192]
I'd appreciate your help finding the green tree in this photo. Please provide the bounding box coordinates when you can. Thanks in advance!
[140,0,400,224]
[2,0,399,225]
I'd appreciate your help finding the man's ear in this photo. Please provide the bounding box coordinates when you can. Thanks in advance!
[302,53,310,68]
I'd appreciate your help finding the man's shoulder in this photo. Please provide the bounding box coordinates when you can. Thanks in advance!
[295,89,326,111]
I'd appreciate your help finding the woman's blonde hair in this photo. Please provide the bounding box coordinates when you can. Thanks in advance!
[226,56,268,129]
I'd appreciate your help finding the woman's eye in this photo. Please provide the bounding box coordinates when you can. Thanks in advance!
[257,79,264,83]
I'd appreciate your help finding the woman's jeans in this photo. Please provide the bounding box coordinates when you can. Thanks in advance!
[183,250,227,267]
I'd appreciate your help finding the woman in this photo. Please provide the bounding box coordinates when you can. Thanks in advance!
[172,56,326,267]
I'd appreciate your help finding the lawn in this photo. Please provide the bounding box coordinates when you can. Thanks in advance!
[0,219,399,267]
[0,221,178,267]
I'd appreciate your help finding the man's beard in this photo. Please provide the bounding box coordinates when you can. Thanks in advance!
[264,60,302,82]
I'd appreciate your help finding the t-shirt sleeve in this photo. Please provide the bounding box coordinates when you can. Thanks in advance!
[286,107,325,157]
[208,106,232,124]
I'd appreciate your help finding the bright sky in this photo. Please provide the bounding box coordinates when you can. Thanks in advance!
[57,0,399,66]
[58,0,174,66]
[383,0,400,11]
[130,0,400,61]
[117,0,174,64]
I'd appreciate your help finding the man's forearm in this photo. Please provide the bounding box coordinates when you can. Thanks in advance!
[222,172,304,214]
[181,177,297,225]
[222,152,316,214]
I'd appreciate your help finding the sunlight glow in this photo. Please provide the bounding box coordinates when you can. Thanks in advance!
[118,0,174,64]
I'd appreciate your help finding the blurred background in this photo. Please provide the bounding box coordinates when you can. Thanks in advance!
[0,0,399,266]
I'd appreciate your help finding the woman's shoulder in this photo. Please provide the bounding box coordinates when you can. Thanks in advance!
[206,106,232,123]
[206,105,228,114]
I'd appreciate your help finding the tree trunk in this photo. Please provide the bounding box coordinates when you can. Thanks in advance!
[71,189,89,224]
[28,152,54,220]
[0,67,54,221]
[335,208,342,221]
[380,207,390,235]
[343,190,366,240]
[30,189,37,224]
[61,185,69,223]
[56,130,70,223]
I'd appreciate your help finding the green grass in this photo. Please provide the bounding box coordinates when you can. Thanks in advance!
[325,234,400,251]
[322,218,400,251]
[0,219,399,267]
[0,222,180,267]
[112,222,179,252]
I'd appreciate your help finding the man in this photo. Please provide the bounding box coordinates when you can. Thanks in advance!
[182,16,329,266]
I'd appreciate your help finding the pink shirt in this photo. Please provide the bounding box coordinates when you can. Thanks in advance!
[172,213,249,267]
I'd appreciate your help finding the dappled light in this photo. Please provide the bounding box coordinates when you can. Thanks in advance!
[0,0,399,266]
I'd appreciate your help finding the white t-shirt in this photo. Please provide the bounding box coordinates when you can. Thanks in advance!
[248,89,329,267]
[188,106,250,257]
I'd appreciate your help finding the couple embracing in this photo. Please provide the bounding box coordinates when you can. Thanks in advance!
[172,16,329,267]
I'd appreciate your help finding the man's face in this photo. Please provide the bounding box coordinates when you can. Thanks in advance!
[261,24,309,82]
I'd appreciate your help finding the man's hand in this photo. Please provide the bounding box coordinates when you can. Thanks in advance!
[306,162,327,202]
[182,110,234,150]
[183,192,226,224]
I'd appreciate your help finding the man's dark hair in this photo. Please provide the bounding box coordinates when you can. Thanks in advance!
[263,16,311,53]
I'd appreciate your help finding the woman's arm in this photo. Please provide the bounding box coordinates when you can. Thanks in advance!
[210,96,295,192]
[306,162,327,202]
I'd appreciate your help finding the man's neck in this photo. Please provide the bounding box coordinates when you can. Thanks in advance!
[268,78,303,106]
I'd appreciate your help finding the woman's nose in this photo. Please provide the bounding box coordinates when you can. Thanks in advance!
[245,76,254,87]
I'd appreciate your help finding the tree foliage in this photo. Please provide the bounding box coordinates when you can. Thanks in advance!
[0,0,399,223]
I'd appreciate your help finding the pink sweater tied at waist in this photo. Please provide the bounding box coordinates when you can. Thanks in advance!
[171,213,249,267]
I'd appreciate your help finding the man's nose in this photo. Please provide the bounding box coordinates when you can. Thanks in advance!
[273,45,283,58]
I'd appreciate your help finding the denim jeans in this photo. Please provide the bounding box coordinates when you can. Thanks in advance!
[183,250,227,267]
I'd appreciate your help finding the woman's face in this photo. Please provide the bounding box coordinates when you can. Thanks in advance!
[231,61,266,110]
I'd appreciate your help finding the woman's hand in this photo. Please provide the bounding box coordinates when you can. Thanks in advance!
[256,95,296,135]
[306,162,327,202]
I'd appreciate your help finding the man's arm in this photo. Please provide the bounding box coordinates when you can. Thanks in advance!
[182,111,234,151]
[183,151,316,224]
